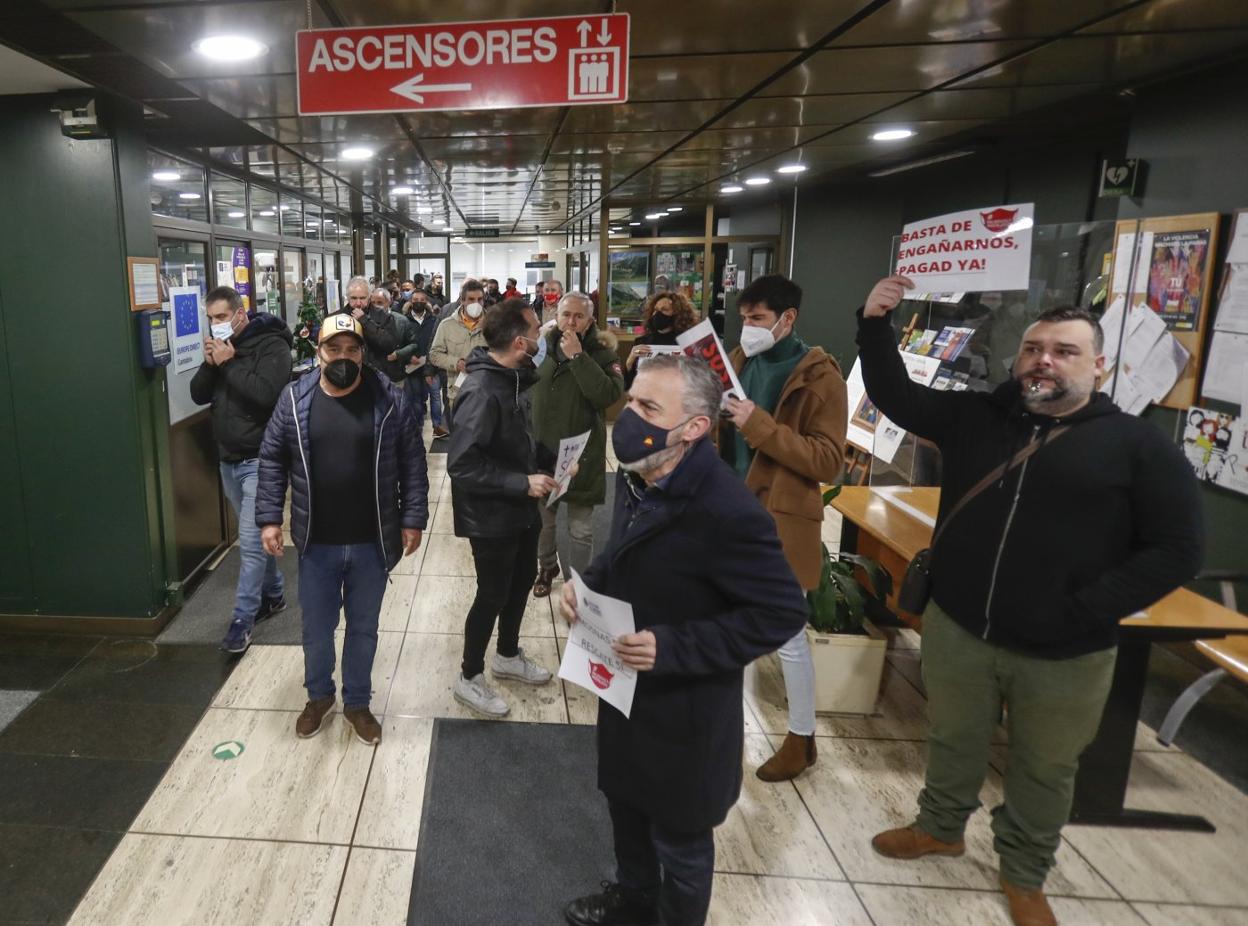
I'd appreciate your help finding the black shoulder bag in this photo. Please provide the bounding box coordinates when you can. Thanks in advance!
[897,425,1071,614]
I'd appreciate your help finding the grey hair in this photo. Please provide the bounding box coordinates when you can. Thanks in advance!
[637,352,722,421]
[345,275,370,295]
[558,291,593,312]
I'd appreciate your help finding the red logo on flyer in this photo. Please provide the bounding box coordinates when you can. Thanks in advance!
[588,660,614,689]
[980,208,1018,233]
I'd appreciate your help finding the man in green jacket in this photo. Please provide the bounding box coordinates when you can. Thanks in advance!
[530,292,625,597]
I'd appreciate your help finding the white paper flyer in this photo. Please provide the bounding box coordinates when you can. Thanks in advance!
[547,429,591,507]
[557,569,638,718]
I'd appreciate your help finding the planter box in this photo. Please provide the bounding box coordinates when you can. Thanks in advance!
[808,619,888,715]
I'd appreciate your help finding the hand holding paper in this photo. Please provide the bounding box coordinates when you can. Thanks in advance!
[557,569,638,717]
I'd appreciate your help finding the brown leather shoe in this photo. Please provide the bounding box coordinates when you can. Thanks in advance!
[532,564,560,598]
[343,707,382,745]
[756,732,817,782]
[295,697,335,738]
[433,426,450,438]
[871,824,966,859]
[1000,877,1057,926]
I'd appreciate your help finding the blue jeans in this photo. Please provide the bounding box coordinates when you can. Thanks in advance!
[404,372,443,427]
[298,542,389,709]
[220,460,284,627]
[610,799,715,926]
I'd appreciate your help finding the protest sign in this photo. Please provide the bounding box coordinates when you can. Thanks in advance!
[894,203,1034,293]
[547,429,591,507]
[558,569,637,717]
[676,319,745,401]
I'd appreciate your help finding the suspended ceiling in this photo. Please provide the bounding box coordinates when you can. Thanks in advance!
[2,0,1248,235]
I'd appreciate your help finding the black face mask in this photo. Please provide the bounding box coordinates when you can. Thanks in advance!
[650,313,674,333]
[323,358,360,389]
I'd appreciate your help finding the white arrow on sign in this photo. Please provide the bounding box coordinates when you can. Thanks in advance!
[390,73,473,104]
[576,20,592,47]
[597,18,612,46]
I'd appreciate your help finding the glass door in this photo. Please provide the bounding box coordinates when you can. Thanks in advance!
[307,251,325,311]
[281,246,305,328]
[254,247,280,315]
[157,235,229,583]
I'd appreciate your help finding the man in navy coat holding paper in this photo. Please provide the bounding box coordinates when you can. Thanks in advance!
[560,353,808,926]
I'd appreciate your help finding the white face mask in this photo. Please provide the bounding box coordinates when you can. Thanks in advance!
[210,318,236,341]
[465,302,483,319]
[740,316,785,358]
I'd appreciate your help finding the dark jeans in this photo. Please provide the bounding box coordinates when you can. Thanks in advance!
[298,542,389,708]
[404,372,443,428]
[461,522,539,679]
[609,799,715,926]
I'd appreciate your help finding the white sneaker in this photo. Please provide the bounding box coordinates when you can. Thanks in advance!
[454,673,510,717]
[492,647,553,685]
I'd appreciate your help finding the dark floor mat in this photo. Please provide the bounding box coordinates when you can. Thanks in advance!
[409,720,614,926]
[158,548,303,646]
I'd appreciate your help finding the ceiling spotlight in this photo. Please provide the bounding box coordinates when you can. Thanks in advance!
[744,177,770,186]
[390,186,414,196]
[667,206,683,212]
[629,221,641,226]
[721,185,743,193]
[227,210,245,218]
[178,192,201,200]
[151,170,180,182]
[341,146,374,160]
[871,128,916,141]
[777,164,808,174]
[644,212,662,219]
[192,35,268,62]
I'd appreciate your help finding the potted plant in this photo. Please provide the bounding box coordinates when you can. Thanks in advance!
[805,485,891,714]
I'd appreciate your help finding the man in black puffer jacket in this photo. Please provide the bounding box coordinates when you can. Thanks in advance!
[256,313,429,746]
[859,275,1202,926]
[190,286,293,655]
[447,299,559,719]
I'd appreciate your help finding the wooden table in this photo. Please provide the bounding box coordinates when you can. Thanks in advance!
[832,485,1248,832]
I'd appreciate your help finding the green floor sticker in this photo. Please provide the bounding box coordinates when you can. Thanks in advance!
[212,740,245,760]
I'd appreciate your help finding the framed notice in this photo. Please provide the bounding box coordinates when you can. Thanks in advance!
[1107,213,1220,410]
[127,256,162,312]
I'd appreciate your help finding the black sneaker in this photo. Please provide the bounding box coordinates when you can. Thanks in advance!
[564,882,659,926]
[255,595,287,623]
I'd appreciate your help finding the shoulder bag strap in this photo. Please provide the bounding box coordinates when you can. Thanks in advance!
[929,424,1071,549]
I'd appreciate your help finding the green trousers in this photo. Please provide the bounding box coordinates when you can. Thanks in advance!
[915,601,1117,889]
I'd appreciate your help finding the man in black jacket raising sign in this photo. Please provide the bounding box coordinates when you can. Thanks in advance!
[859,275,1202,926]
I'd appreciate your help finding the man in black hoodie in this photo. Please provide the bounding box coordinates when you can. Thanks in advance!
[190,285,293,654]
[859,275,1202,926]
[447,299,559,718]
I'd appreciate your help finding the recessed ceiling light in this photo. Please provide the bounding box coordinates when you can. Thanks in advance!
[777,164,808,174]
[390,186,413,196]
[416,205,432,214]
[151,170,180,182]
[192,35,268,62]
[667,206,683,212]
[432,218,446,225]
[341,146,374,160]
[744,177,770,186]
[259,210,275,216]
[721,185,744,193]
[227,210,245,218]
[178,192,201,200]
[629,221,641,226]
[645,212,662,219]
[871,128,915,141]
[279,205,290,211]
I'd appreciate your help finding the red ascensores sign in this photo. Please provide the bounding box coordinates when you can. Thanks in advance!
[296,14,630,115]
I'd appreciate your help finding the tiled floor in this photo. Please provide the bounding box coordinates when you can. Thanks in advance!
[12,431,1248,925]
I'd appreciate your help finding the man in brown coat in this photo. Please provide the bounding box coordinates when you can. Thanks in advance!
[721,273,848,781]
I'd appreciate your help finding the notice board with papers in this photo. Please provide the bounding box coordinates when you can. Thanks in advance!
[1106,212,1220,411]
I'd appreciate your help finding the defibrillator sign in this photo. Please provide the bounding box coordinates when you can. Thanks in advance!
[296,14,630,115]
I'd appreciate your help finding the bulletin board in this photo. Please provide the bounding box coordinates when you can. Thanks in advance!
[1107,213,1220,410]
[1200,207,1248,412]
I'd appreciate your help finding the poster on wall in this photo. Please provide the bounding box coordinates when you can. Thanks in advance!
[893,203,1034,293]
[1145,231,1210,330]
[232,247,252,311]
[843,352,943,464]
[169,286,204,375]
[1183,407,1248,495]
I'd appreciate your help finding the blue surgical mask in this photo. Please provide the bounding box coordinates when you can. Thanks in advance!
[611,407,694,464]
[533,332,548,367]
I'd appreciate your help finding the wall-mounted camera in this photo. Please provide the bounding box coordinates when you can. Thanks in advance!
[51,93,108,139]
